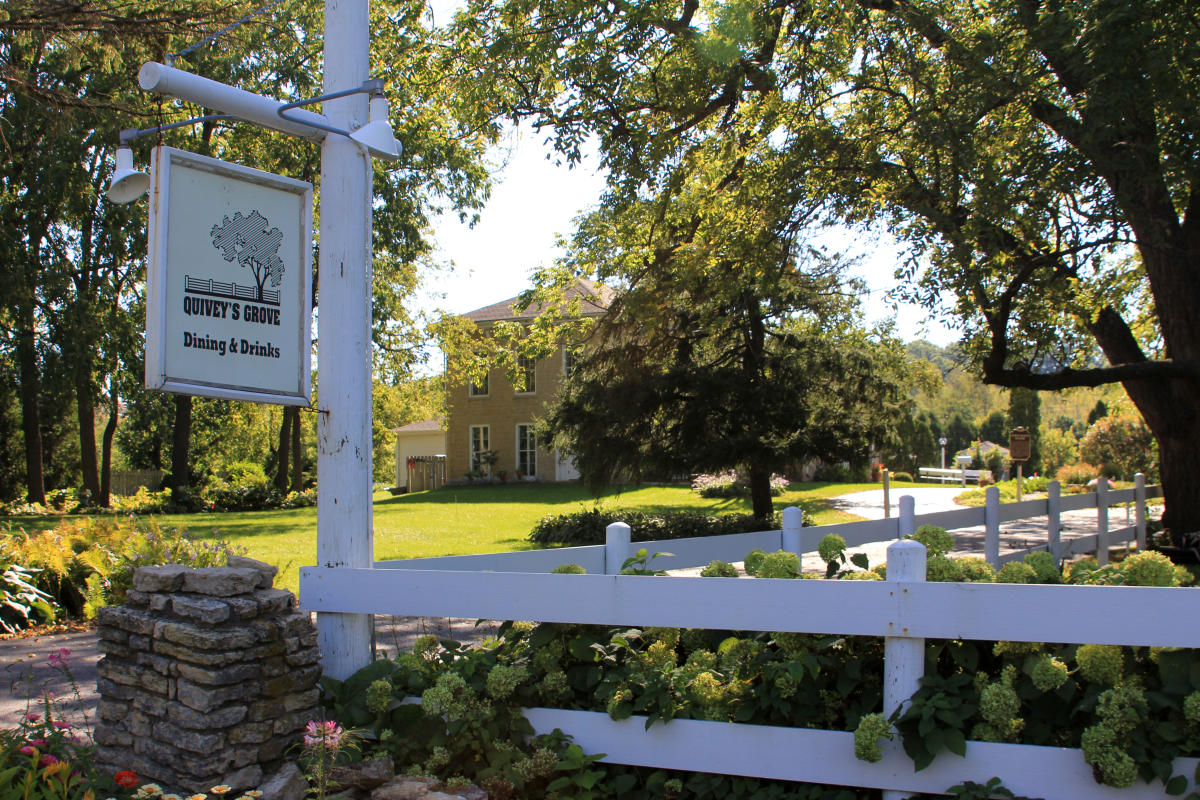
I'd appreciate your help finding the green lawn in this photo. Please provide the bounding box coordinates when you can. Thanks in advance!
[9,481,894,594]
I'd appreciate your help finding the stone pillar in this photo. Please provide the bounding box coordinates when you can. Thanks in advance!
[94,556,321,794]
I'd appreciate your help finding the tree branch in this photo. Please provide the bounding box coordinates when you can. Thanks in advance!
[981,358,1200,390]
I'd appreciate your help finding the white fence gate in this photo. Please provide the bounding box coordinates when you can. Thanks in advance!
[301,476,1196,799]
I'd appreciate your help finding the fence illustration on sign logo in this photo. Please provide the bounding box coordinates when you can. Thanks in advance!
[183,274,282,305]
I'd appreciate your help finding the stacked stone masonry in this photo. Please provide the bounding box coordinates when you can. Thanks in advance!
[94,556,321,794]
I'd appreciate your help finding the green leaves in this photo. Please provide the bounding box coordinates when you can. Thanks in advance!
[894,671,977,771]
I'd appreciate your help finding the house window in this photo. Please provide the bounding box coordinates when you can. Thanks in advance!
[515,356,536,394]
[516,424,537,477]
[469,425,490,471]
[563,347,579,377]
[468,372,489,397]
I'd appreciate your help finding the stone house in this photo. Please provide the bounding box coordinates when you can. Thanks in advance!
[444,278,611,483]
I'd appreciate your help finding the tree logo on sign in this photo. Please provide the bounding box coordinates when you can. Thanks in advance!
[210,210,285,303]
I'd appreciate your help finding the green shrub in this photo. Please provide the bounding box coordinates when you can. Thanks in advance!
[1056,462,1099,485]
[529,509,782,545]
[995,561,1038,584]
[1120,551,1177,587]
[957,557,996,582]
[756,551,800,579]
[109,486,173,514]
[551,563,586,574]
[926,554,964,582]
[699,560,738,578]
[202,462,281,511]
[1024,551,1061,584]
[890,471,914,482]
[743,549,767,576]
[909,524,955,555]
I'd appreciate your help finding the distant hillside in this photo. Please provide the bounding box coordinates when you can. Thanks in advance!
[904,340,1129,431]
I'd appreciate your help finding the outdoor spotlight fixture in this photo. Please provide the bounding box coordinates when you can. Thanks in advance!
[277,79,401,161]
[106,114,234,203]
[106,144,151,203]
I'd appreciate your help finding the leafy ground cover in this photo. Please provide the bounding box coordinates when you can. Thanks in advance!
[6,482,887,595]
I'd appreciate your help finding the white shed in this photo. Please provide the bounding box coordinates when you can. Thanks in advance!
[392,418,446,491]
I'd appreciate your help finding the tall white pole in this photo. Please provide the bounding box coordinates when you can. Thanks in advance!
[317,0,374,679]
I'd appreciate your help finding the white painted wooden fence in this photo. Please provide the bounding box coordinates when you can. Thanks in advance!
[300,475,1193,799]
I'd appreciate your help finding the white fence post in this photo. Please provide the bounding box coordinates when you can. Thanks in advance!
[1096,477,1110,566]
[781,506,804,555]
[883,469,891,518]
[898,494,915,540]
[1047,480,1062,566]
[883,535,926,800]
[605,522,631,575]
[984,485,1001,568]
[1135,472,1147,550]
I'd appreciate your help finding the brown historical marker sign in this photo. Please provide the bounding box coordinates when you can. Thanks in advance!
[1009,427,1032,462]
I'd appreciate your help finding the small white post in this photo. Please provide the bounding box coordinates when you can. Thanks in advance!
[898,494,915,540]
[984,485,1000,568]
[1135,472,1147,549]
[781,506,804,554]
[605,522,631,575]
[882,469,891,518]
[1096,476,1110,565]
[883,537,926,800]
[1047,480,1062,566]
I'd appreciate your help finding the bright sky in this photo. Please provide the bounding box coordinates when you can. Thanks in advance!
[421,127,960,347]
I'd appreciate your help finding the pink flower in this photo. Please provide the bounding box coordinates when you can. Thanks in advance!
[52,721,70,730]
[30,739,47,747]
[19,745,37,756]
[47,649,71,668]
[38,754,58,767]
[302,720,345,752]
[23,713,40,723]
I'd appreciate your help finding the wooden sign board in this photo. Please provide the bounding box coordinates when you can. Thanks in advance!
[1009,427,1032,462]
[145,147,313,405]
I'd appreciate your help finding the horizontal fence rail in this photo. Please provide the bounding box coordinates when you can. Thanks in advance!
[302,566,1200,647]
[521,709,1199,800]
[302,475,1175,799]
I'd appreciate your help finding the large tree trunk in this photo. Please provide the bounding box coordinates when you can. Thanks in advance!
[747,464,774,520]
[274,406,292,492]
[16,302,45,505]
[291,406,303,492]
[75,368,101,505]
[171,394,192,493]
[99,380,118,507]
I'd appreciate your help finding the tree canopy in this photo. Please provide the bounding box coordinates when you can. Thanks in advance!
[451,0,1200,537]
[0,0,495,503]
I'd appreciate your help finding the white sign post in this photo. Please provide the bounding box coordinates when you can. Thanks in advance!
[145,147,313,405]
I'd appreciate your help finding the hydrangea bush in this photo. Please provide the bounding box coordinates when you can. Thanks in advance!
[321,532,1200,798]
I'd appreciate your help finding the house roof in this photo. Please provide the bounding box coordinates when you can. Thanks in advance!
[463,277,614,323]
[393,418,444,434]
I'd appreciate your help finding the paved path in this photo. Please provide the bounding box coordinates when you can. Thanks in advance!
[0,487,1143,730]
